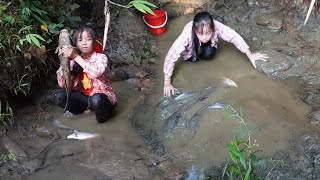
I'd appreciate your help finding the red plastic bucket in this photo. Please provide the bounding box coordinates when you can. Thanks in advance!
[143,10,167,35]
[95,38,103,53]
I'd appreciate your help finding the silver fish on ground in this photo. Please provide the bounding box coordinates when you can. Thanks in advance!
[222,77,238,87]
[161,87,216,117]
[163,105,186,133]
[207,102,227,110]
[56,29,72,112]
[161,87,216,133]
[67,130,100,140]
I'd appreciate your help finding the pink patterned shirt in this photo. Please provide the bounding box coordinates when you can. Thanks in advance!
[163,20,250,80]
[56,52,117,105]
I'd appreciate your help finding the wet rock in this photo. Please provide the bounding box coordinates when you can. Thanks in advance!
[268,133,320,179]
[35,126,59,139]
[257,48,292,78]
[256,14,272,26]
[160,0,210,17]
[1,134,28,160]
[163,3,195,17]
[266,19,283,31]
[307,111,320,125]
[135,71,147,79]
[247,0,258,6]
[273,54,316,80]
[235,10,251,22]
[109,69,129,82]
[21,159,41,174]
[256,12,284,32]
[299,25,320,49]
[313,154,320,165]
[302,67,320,88]
[286,39,298,48]
[125,78,140,85]
[303,93,320,110]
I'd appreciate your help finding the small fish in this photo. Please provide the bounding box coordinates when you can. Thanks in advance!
[161,87,216,133]
[53,119,74,131]
[173,91,197,102]
[222,77,238,87]
[67,130,100,140]
[163,106,184,133]
[186,102,228,130]
[56,29,72,112]
[208,102,227,110]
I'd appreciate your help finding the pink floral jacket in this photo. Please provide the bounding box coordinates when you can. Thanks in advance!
[163,20,250,80]
[56,52,117,105]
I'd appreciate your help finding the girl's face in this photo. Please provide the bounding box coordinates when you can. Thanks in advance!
[195,24,212,44]
[76,30,94,55]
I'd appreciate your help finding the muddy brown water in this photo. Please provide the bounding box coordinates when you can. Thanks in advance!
[24,81,152,179]
[132,15,313,170]
[22,15,315,179]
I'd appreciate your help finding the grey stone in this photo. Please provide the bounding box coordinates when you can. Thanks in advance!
[247,0,258,6]
[267,19,283,31]
[257,48,293,78]
[35,126,59,139]
[308,111,320,125]
[1,134,28,160]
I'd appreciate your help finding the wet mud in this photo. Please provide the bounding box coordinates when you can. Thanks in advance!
[1,0,320,179]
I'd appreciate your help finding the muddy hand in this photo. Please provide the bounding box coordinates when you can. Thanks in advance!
[248,52,268,68]
[164,80,178,97]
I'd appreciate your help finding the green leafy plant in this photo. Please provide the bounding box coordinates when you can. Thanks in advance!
[7,152,17,161]
[128,0,157,15]
[0,0,81,95]
[0,152,17,162]
[222,105,283,180]
[12,73,29,96]
[0,100,11,126]
[108,0,157,15]
[0,2,15,24]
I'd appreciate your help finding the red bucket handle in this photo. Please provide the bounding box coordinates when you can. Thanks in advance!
[143,12,168,29]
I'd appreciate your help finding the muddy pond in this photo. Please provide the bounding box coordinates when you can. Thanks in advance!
[132,15,314,171]
[11,15,318,179]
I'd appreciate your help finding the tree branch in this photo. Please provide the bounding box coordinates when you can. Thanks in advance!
[107,0,131,8]
[102,0,111,51]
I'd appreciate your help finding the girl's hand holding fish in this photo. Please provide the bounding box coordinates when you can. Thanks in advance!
[53,26,117,123]
[61,45,79,59]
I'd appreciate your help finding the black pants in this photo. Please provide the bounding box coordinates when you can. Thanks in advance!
[189,42,216,62]
[53,90,114,123]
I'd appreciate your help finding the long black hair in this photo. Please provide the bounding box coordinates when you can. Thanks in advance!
[71,25,97,76]
[72,25,97,47]
[192,12,214,61]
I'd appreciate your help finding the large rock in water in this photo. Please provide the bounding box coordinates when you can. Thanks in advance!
[256,48,292,78]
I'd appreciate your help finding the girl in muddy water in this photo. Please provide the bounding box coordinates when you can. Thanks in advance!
[163,11,268,97]
[53,26,117,123]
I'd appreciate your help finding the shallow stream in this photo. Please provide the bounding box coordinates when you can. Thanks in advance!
[25,15,316,179]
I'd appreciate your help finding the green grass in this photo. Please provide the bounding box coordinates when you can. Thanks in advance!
[221,105,283,180]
